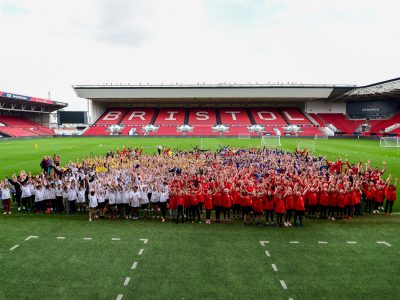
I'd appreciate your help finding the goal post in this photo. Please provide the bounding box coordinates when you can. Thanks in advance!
[261,135,281,147]
[238,133,250,139]
[314,134,328,140]
[380,137,400,148]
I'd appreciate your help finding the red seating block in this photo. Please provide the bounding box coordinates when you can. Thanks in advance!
[318,114,363,134]
[154,108,185,126]
[281,108,312,125]
[95,108,128,125]
[188,108,217,126]
[120,108,155,125]
[220,108,251,125]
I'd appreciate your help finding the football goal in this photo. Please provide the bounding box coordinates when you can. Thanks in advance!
[238,133,251,139]
[380,137,400,148]
[261,135,281,147]
[314,134,328,140]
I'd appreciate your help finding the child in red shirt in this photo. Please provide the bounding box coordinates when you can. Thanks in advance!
[294,191,305,227]
[204,189,214,224]
[274,197,286,227]
[264,191,275,225]
[384,177,397,215]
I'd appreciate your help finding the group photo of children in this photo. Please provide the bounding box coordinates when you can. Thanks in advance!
[0,146,397,227]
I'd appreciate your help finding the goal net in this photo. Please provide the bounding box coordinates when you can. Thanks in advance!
[238,133,250,139]
[380,137,400,148]
[297,139,316,154]
[261,136,281,147]
[314,134,328,140]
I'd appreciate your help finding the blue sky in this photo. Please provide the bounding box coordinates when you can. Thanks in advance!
[0,0,399,110]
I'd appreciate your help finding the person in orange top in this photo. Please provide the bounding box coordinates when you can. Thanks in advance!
[384,177,397,215]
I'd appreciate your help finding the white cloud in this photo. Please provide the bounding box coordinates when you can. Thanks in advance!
[0,0,399,110]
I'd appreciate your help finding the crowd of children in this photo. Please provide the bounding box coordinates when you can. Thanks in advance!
[0,146,397,227]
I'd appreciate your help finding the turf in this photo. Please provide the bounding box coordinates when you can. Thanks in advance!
[1,213,399,300]
[1,137,398,209]
[1,136,399,299]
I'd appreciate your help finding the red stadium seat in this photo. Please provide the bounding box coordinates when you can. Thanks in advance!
[94,108,128,125]
[369,113,400,134]
[83,126,109,136]
[280,108,312,125]
[0,116,54,137]
[223,126,251,136]
[153,125,182,136]
[220,108,251,125]
[308,113,326,127]
[317,114,363,134]
[185,126,220,136]
[120,108,155,125]
[250,108,287,126]
[154,108,185,126]
[188,108,217,126]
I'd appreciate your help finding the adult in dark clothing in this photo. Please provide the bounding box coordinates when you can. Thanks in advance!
[7,175,27,211]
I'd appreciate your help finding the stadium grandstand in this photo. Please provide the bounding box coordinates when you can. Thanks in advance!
[73,77,400,138]
[0,90,67,137]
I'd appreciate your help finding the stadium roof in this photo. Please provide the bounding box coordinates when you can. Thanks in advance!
[73,83,354,103]
[0,90,68,113]
[333,77,400,101]
[73,78,400,104]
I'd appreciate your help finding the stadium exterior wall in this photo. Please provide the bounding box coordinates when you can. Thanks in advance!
[305,101,346,114]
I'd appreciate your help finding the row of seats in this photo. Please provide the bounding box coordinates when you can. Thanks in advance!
[92,107,312,126]
[85,108,400,137]
[368,112,400,134]
[0,116,54,137]
[317,113,364,134]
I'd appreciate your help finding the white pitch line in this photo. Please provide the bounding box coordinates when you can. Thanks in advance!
[265,250,271,257]
[138,248,144,256]
[116,294,123,300]
[377,241,392,247]
[318,241,328,244]
[289,298,294,300]
[289,241,299,244]
[123,277,130,287]
[271,264,278,272]
[83,238,92,240]
[57,237,66,239]
[347,241,357,244]
[140,238,148,244]
[260,241,269,246]
[112,238,121,241]
[9,244,19,251]
[25,235,38,241]
[131,261,138,270]
[280,280,288,290]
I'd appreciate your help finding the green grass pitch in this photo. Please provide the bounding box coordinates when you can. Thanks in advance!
[1,137,399,209]
[0,137,399,299]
